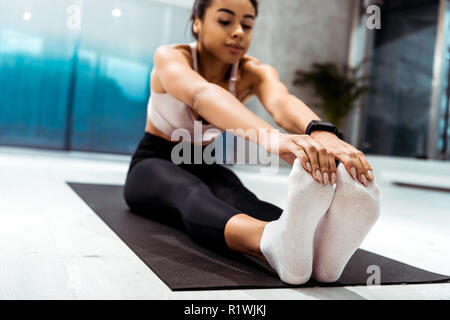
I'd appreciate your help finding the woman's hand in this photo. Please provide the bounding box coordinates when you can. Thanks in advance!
[309,131,374,187]
[267,132,336,185]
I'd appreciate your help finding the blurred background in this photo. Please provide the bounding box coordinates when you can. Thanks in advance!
[1,0,450,300]
[0,0,449,163]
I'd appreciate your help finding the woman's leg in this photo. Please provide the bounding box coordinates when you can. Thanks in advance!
[184,159,337,285]
[124,155,344,285]
[178,162,284,261]
[123,157,253,253]
[223,214,270,261]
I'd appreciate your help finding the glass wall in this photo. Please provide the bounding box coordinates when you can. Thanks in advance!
[361,0,441,158]
[0,0,194,154]
[439,1,450,160]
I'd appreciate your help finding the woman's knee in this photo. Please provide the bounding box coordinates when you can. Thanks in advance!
[123,158,206,211]
[181,181,211,210]
[123,159,166,211]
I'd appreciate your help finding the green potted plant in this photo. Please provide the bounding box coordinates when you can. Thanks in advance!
[292,60,375,128]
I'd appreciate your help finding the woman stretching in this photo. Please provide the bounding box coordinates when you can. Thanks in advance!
[124,0,381,285]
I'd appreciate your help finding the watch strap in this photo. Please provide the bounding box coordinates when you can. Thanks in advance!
[306,120,344,140]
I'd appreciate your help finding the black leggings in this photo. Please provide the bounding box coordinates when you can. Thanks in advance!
[123,132,283,253]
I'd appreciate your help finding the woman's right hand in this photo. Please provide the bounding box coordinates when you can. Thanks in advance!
[266,132,336,185]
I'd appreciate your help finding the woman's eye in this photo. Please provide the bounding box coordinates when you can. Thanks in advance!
[219,21,252,30]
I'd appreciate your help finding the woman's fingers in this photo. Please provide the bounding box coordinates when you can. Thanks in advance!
[316,145,331,185]
[340,150,373,187]
[358,154,374,182]
[294,138,321,182]
[340,154,358,180]
[292,147,312,173]
[351,151,371,186]
[293,136,332,184]
[283,132,374,187]
[327,154,337,185]
[356,153,374,186]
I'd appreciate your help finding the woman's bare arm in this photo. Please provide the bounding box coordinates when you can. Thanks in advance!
[155,46,346,181]
[250,60,375,186]
[154,45,280,149]
[249,61,321,134]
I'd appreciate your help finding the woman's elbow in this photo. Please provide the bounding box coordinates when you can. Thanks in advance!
[271,112,283,127]
[271,104,289,128]
[192,83,225,112]
[192,84,215,112]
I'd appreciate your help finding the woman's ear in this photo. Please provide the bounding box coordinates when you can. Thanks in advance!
[193,18,201,35]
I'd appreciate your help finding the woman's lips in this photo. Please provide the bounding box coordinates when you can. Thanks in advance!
[226,44,243,53]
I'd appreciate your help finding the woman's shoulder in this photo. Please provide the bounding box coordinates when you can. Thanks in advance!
[239,55,277,89]
[240,55,262,75]
[155,43,194,68]
[240,55,274,77]
[151,44,194,93]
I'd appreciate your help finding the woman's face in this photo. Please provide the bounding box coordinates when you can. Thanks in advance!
[194,0,256,63]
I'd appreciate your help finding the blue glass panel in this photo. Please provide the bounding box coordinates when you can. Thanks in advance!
[0,0,77,149]
[0,0,195,154]
[70,0,193,154]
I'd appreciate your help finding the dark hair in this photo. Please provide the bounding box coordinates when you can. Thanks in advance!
[189,0,259,40]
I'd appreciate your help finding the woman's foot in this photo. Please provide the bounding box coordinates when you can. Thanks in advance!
[259,159,335,284]
[312,163,381,283]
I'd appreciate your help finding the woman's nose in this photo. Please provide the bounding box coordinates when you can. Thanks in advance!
[232,24,244,38]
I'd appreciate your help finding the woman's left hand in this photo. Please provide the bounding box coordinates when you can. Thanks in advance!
[310,130,375,187]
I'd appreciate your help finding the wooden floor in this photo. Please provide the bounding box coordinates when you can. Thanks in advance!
[0,146,449,300]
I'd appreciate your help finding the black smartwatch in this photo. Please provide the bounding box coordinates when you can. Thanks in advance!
[305,120,344,167]
[305,120,345,141]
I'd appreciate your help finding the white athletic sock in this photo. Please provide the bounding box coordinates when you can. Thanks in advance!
[312,163,381,283]
[260,158,335,284]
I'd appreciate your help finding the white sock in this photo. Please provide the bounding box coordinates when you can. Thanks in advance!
[260,158,335,284]
[312,163,381,283]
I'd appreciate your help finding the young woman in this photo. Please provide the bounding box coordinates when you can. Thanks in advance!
[124,0,381,285]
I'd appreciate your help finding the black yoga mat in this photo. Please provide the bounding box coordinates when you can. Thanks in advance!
[67,182,450,291]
